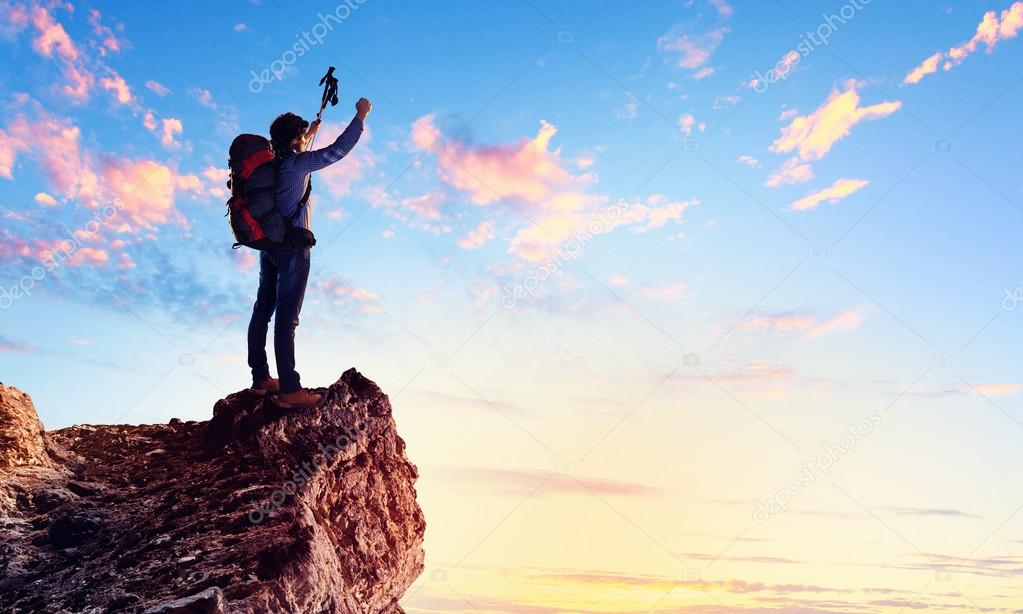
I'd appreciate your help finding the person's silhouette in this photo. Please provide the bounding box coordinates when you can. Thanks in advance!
[247,97,372,408]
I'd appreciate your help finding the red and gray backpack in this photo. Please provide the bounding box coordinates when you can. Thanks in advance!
[226,135,310,250]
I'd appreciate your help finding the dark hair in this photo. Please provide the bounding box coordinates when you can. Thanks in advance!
[269,113,308,158]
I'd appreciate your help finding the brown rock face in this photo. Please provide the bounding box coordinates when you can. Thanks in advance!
[0,383,53,470]
[0,369,426,613]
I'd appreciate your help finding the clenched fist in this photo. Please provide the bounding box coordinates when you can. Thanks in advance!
[355,97,372,122]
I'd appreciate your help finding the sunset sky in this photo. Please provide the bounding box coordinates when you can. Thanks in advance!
[2,0,1023,611]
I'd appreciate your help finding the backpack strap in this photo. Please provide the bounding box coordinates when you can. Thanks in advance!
[287,178,312,226]
[275,156,312,227]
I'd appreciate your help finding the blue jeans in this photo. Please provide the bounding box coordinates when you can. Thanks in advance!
[247,247,311,393]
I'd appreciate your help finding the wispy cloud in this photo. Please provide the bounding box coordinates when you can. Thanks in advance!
[765,157,813,187]
[144,79,170,96]
[788,178,869,212]
[971,383,1023,396]
[738,308,865,339]
[409,115,696,261]
[0,334,33,353]
[657,25,729,71]
[457,219,496,249]
[905,2,1023,84]
[883,506,983,519]
[770,80,900,163]
[444,466,660,498]
[903,51,942,85]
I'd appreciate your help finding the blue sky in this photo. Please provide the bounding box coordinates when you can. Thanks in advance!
[2,1,1023,611]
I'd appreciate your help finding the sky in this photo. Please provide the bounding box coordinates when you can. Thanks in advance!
[1,0,1023,611]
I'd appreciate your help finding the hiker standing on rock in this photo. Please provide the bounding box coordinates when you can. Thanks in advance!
[246,96,372,408]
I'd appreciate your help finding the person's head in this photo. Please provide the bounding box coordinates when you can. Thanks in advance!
[269,112,309,157]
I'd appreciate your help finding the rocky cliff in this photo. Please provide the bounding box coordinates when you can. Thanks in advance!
[0,369,425,613]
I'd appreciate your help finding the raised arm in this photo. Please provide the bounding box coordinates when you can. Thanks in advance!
[292,98,372,173]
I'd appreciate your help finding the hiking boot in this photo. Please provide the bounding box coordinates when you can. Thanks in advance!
[252,377,280,394]
[277,388,322,409]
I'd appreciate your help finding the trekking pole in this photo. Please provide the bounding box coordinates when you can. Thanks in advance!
[307,66,339,150]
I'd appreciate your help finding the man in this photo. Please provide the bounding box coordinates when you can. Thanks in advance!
[247,97,372,408]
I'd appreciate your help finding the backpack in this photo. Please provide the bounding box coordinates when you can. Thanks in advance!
[226,134,311,250]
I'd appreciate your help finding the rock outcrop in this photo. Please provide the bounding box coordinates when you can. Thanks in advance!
[0,369,425,613]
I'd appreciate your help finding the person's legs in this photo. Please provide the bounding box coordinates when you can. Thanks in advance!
[272,247,311,394]
[247,251,278,385]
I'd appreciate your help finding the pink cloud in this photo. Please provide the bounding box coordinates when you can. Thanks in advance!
[507,195,696,262]
[315,277,381,313]
[693,66,715,79]
[413,115,582,206]
[0,103,199,233]
[400,192,444,220]
[457,220,495,249]
[0,112,92,198]
[657,25,728,70]
[609,273,630,287]
[145,80,171,96]
[770,80,901,163]
[904,52,942,85]
[30,5,78,62]
[945,3,1023,71]
[739,308,864,339]
[202,166,230,200]
[1,3,30,31]
[0,128,29,179]
[972,384,1023,396]
[449,467,659,497]
[410,114,441,150]
[87,8,125,55]
[765,157,814,188]
[159,117,183,148]
[0,335,33,353]
[100,74,133,105]
[640,281,687,301]
[411,115,696,261]
[189,86,217,110]
[233,248,257,273]
[715,361,798,385]
[101,158,195,230]
[905,3,1023,85]
[710,0,733,17]
[33,192,58,206]
[678,113,697,135]
[804,308,864,338]
[24,5,97,101]
[788,178,869,212]
[29,239,109,267]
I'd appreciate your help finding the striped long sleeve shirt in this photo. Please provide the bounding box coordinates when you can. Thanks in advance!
[274,117,364,232]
